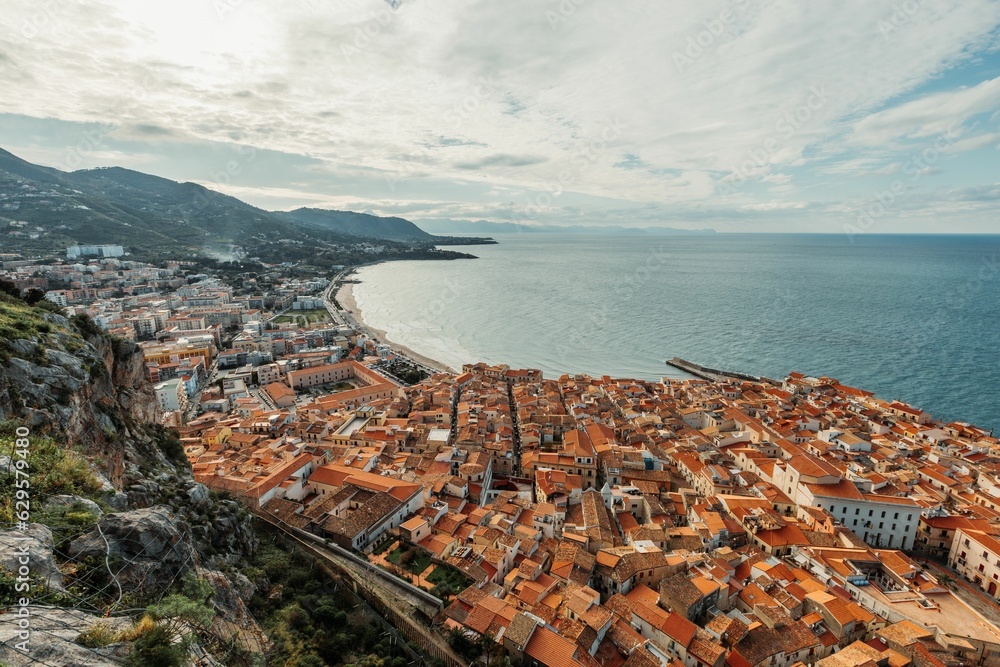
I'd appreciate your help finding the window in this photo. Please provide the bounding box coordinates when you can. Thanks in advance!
[869,510,874,517]
[855,508,860,515]
[894,512,899,520]
[892,524,896,531]
[881,511,886,518]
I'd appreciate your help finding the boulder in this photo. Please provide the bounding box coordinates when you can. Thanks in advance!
[0,523,64,591]
[0,606,132,667]
[43,494,104,519]
[68,506,195,595]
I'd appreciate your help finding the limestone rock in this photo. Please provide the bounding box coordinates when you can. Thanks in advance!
[0,606,132,667]
[68,506,195,595]
[43,494,104,518]
[0,523,64,591]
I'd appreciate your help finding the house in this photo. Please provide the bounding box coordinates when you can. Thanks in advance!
[949,528,1000,599]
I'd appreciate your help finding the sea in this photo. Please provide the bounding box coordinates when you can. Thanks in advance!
[352,233,999,433]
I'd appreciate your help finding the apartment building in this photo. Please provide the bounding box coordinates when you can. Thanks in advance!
[949,528,1000,598]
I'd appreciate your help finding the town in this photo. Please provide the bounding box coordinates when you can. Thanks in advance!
[3,248,1000,667]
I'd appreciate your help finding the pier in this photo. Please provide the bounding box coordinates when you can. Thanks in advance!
[666,357,765,383]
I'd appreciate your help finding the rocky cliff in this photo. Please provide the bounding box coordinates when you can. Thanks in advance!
[0,300,267,666]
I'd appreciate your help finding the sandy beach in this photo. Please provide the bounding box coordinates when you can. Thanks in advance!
[337,276,457,374]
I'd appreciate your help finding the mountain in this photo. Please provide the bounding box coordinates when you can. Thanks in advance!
[416,218,717,235]
[275,207,434,242]
[0,148,489,259]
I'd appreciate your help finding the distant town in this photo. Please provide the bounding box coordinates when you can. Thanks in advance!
[3,245,1000,667]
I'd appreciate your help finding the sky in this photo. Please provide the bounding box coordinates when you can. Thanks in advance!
[0,0,999,233]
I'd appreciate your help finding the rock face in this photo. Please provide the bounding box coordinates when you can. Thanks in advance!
[0,307,264,662]
[0,606,132,667]
[201,568,272,656]
[0,318,158,489]
[0,523,64,591]
[68,507,196,595]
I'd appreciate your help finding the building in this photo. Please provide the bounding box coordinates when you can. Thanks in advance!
[773,453,920,550]
[66,244,125,258]
[949,528,1000,599]
[286,360,402,407]
[154,378,188,413]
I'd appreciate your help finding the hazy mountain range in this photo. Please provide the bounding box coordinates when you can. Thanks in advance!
[415,218,717,235]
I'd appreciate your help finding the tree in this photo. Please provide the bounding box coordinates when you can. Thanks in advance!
[0,279,19,299]
[125,625,185,667]
[144,575,215,653]
[22,288,46,305]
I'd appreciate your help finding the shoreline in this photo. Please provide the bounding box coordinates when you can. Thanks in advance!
[337,272,458,374]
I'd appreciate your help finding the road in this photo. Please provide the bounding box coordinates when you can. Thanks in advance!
[507,380,523,477]
[322,269,444,379]
[254,514,469,667]
[258,513,442,617]
[321,270,351,327]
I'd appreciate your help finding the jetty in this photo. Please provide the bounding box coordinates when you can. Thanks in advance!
[666,357,766,383]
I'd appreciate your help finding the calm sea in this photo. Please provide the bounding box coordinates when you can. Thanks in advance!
[352,234,999,432]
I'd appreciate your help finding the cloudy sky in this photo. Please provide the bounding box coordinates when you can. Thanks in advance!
[1,0,998,232]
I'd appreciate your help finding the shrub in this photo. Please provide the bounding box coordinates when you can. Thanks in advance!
[77,621,119,648]
[146,425,188,467]
[70,313,103,339]
[125,625,185,667]
[0,435,104,522]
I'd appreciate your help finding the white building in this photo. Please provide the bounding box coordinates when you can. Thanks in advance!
[66,244,125,259]
[44,291,68,306]
[154,378,188,412]
[774,453,920,550]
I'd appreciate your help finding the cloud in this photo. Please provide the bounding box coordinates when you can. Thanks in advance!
[849,76,1000,146]
[453,154,548,170]
[0,0,998,231]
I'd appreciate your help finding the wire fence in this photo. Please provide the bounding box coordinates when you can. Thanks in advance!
[2,502,268,666]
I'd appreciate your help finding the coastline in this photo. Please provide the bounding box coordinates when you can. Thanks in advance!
[337,273,458,374]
